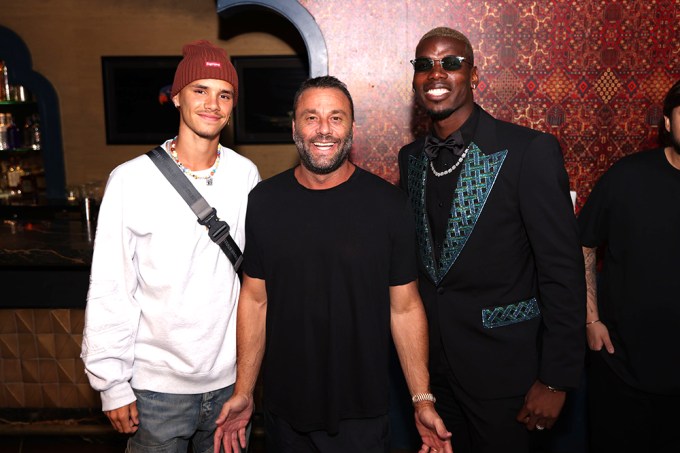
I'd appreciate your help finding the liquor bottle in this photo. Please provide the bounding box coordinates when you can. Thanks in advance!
[23,113,41,150]
[0,61,9,102]
[0,113,9,151]
[5,113,21,149]
[29,113,41,150]
[7,159,24,194]
[0,160,8,192]
[22,115,32,149]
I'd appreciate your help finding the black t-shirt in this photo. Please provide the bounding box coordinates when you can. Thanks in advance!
[244,166,418,432]
[579,148,680,394]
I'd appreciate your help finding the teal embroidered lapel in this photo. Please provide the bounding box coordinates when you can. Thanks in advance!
[407,143,508,285]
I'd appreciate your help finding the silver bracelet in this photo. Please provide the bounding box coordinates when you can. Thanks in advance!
[411,393,436,404]
[545,384,566,393]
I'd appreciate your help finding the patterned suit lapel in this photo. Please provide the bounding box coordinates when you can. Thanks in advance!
[406,107,508,286]
[435,143,507,284]
[406,152,438,283]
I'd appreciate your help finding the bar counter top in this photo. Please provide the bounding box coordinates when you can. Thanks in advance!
[0,214,94,308]
[1,218,94,268]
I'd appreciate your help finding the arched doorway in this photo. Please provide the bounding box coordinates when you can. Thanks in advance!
[216,0,328,78]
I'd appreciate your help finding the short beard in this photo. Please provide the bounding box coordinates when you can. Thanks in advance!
[670,131,680,156]
[426,107,455,121]
[294,128,353,175]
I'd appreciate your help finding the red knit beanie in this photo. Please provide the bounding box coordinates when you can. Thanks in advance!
[171,40,238,102]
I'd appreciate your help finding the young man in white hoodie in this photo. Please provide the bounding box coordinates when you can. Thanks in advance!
[81,40,260,452]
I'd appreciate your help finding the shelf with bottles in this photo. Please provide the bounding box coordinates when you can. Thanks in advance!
[0,60,45,203]
[0,110,44,203]
[1,25,66,202]
[0,112,42,154]
[0,81,42,155]
[0,151,45,203]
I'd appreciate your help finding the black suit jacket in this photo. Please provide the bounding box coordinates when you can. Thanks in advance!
[398,107,585,399]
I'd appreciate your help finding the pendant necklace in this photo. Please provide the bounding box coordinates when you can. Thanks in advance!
[169,138,220,186]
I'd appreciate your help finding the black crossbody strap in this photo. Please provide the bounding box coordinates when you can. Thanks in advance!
[146,146,243,271]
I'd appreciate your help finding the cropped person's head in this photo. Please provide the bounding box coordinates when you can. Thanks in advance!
[662,79,680,151]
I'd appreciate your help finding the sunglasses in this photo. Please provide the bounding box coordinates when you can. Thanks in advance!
[410,55,469,73]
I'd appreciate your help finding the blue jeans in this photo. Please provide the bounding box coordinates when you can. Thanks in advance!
[127,385,235,453]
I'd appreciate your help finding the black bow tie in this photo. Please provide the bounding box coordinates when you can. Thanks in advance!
[424,130,465,160]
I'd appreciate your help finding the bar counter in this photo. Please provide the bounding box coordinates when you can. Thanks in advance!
[0,206,101,410]
[0,213,93,309]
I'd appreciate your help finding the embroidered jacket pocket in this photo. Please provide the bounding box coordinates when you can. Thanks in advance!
[481,297,541,329]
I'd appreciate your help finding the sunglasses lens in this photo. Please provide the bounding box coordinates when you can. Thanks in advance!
[412,58,434,72]
[441,57,463,71]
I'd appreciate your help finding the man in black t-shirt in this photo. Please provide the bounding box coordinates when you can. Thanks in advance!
[578,79,680,453]
[213,76,452,453]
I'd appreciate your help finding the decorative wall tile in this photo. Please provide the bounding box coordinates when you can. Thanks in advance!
[34,310,54,334]
[39,359,59,383]
[78,384,100,407]
[36,333,56,357]
[57,358,79,384]
[70,310,85,334]
[17,333,37,359]
[15,310,34,333]
[5,382,25,407]
[0,310,16,334]
[3,358,22,382]
[60,384,79,408]
[0,309,99,409]
[51,310,72,334]
[24,383,43,407]
[21,359,40,384]
[42,383,61,408]
[0,333,19,358]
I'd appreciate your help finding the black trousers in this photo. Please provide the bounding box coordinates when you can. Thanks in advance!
[264,410,390,453]
[430,348,539,453]
[588,350,680,453]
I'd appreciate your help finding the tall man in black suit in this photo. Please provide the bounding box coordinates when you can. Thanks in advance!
[398,27,586,453]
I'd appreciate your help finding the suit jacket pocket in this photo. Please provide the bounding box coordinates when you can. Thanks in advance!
[481,297,540,328]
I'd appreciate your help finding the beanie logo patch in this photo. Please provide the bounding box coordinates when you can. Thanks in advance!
[205,61,222,68]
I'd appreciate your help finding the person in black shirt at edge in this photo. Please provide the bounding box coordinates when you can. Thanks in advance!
[578,79,680,453]
[398,27,586,453]
[213,75,453,453]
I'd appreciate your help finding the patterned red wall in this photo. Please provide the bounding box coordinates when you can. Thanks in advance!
[300,0,680,208]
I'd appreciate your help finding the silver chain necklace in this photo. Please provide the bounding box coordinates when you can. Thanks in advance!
[430,147,469,177]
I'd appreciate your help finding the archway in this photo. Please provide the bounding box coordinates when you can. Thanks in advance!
[216,0,328,77]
